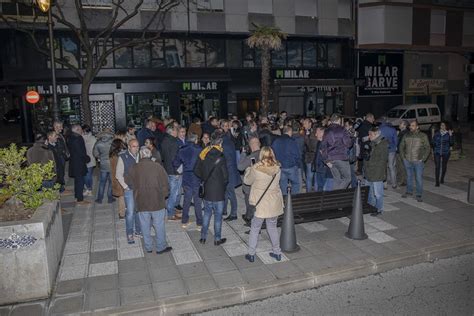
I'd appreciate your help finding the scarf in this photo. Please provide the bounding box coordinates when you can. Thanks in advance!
[199,145,223,160]
[440,130,448,136]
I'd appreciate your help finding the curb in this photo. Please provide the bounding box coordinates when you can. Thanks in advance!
[84,239,474,316]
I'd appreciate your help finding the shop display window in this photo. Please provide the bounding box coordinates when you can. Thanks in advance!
[206,39,225,67]
[287,41,302,68]
[302,42,317,67]
[186,39,206,68]
[180,93,220,124]
[31,96,81,134]
[125,93,169,128]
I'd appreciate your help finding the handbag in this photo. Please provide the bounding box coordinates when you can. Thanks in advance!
[199,158,221,198]
[253,174,276,208]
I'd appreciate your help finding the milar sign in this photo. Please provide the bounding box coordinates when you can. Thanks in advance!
[275,69,310,79]
[182,81,218,91]
[358,52,403,96]
[27,85,70,95]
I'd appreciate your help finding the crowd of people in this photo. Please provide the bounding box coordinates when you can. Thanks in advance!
[25,110,455,261]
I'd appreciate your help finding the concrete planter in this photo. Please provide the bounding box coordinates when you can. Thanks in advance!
[0,200,63,305]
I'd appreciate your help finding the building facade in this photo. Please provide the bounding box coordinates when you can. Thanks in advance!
[0,0,356,135]
[356,0,474,121]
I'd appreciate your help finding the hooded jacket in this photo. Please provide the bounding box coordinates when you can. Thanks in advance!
[194,147,228,201]
[93,131,114,172]
[244,163,284,219]
[364,136,389,182]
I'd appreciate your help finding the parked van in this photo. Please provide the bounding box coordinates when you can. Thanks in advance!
[384,104,441,131]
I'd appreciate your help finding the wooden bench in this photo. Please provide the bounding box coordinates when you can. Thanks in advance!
[288,186,376,224]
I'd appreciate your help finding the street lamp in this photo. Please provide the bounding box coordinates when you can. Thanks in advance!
[36,0,59,121]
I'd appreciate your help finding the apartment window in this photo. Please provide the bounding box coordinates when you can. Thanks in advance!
[81,0,112,8]
[421,64,433,78]
[196,0,224,12]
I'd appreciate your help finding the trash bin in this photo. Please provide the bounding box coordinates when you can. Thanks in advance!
[468,178,474,204]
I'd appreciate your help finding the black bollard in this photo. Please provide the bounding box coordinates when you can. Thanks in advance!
[345,180,368,240]
[280,183,300,253]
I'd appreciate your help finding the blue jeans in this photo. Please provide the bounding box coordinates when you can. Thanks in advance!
[138,210,168,252]
[96,171,113,203]
[403,160,424,197]
[280,166,301,195]
[350,163,357,189]
[124,190,141,237]
[224,182,238,217]
[183,185,202,225]
[167,175,182,216]
[84,167,94,191]
[305,163,315,192]
[367,181,384,212]
[201,200,224,241]
[329,160,351,190]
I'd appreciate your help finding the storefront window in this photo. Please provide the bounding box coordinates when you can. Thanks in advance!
[272,45,286,67]
[186,39,206,67]
[125,93,169,128]
[114,38,132,68]
[206,39,225,67]
[31,96,81,134]
[226,40,242,67]
[133,43,151,68]
[181,93,220,123]
[327,43,341,68]
[287,41,302,68]
[164,39,185,68]
[302,42,316,67]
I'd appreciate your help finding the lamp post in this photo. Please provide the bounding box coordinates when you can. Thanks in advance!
[36,0,59,121]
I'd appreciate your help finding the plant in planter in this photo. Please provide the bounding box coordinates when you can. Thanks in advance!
[0,144,59,221]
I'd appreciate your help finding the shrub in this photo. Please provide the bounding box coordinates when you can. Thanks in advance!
[0,144,58,210]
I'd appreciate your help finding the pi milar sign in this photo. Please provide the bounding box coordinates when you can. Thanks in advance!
[26,91,41,104]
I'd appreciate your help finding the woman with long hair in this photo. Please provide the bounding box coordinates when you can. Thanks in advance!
[109,138,127,219]
[432,121,454,187]
[243,146,284,263]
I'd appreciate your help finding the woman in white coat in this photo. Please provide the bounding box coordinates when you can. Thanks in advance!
[244,146,284,262]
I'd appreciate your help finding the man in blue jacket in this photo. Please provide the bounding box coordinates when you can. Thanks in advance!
[272,125,301,194]
[173,133,203,228]
[321,114,353,190]
[137,119,156,147]
[379,117,398,189]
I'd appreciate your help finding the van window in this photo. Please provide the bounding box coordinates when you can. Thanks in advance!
[387,109,406,118]
[402,110,416,119]
[417,108,428,117]
[430,108,440,116]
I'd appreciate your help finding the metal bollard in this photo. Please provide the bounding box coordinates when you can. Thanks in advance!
[280,183,300,253]
[345,180,368,240]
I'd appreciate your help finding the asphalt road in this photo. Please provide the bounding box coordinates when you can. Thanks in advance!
[196,253,473,316]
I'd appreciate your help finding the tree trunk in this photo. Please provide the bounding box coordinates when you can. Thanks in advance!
[260,48,271,117]
[81,78,93,127]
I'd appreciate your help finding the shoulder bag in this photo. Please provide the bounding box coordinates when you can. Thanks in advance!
[199,158,221,198]
[253,173,277,208]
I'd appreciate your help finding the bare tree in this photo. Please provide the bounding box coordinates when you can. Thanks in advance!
[1,0,182,126]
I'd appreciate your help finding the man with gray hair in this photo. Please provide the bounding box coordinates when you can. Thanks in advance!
[160,123,182,221]
[67,124,90,204]
[125,146,172,254]
[173,133,203,228]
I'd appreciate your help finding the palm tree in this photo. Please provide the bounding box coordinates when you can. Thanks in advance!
[247,24,286,116]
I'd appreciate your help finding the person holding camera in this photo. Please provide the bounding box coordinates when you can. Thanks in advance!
[364,127,389,216]
[237,137,261,224]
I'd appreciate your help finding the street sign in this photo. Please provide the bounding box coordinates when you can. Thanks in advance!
[26,91,40,104]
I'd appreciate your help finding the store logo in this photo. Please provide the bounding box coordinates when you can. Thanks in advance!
[182,82,218,91]
[364,55,398,90]
[27,85,70,94]
[276,69,310,79]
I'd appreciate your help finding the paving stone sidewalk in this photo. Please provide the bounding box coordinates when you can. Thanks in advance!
[2,143,473,316]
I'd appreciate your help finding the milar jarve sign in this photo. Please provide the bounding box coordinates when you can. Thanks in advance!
[358,52,403,96]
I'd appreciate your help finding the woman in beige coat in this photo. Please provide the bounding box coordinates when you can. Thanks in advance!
[243,147,284,262]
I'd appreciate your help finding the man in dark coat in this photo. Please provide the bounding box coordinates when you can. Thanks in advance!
[194,133,228,246]
[137,119,156,147]
[53,120,69,192]
[173,133,203,228]
[201,117,218,136]
[160,124,182,220]
[67,124,90,204]
[217,125,242,221]
[356,113,375,173]
[271,125,301,194]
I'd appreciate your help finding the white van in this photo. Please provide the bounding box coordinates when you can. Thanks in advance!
[384,104,441,131]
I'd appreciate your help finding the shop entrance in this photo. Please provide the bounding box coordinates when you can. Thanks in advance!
[90,94,115,134]
[125,93,169,129]
[180,93,220,125]
[304,91,344,117]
